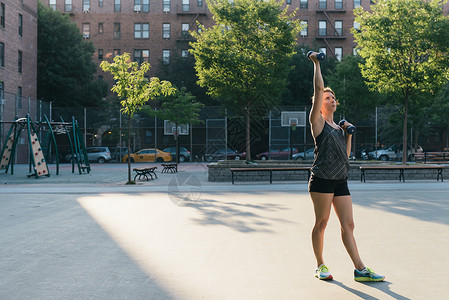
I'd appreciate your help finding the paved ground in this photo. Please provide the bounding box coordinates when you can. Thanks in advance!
[1,163,449,299]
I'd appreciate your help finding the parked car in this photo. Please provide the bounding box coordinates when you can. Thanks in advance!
[368,144,423,161]
[162,147,191,162]
[204,148,247,162]
[65,147,113,164]
[121,148,172,163]
[110,147,132,161]
[256,147,298,160]
[293,147,315,161]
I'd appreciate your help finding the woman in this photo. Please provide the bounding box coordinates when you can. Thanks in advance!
[308,52,384,282]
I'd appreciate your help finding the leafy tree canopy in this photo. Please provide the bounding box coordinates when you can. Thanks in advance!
[191,0,301,111]
[37,2,107,107]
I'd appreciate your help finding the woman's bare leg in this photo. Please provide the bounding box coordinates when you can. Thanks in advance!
[310,192,334,267]
[333,195,365,270]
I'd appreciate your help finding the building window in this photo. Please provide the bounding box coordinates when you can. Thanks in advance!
[300,0,308,9]
[181,23,190,38]
[335,20,343,36]
[134,0,149,12]
[162,50,170,64]
[113,49,121,57]
[98,23,103,34]
[134,23,149,39]
[98,0,103,7]
[300,21,308,36]
[114,23,121,39]
[198,0,203,7]
[83,0,90,12]
[98,49,103,60]
[353,21,360,32]
[0,42,4,67]
[0,81,4,100]
[182,0,189,12]
[354,0,361,9]
[163,0,170,12]
[319,47,327,55]
[134,49,149,65]
[1,3,5,28]
[286,0,291,4]
[162,23,171,39]
[18,50,22,73]
[335,0,343,9]
[319,21,326,36]
[49,0,56,10]
[319,0,326,9]
[114,0,121,12]
[182,49,189,58]
[335,47,342,61]
[18,14,23,37]
[65,0,72,11]
[82,23,90,39]
[16,87,22,110]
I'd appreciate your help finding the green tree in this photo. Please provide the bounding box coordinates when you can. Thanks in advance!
[37,2,108,107]
[282,46,337,106]
[190,0,301,159]
[353,0,449,163]
[143,88,204,163]
[100,53,175,184]
[156,54,214,106]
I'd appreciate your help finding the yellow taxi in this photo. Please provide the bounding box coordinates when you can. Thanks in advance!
[122,148,172,163]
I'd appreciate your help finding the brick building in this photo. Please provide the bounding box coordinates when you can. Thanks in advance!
[0,0,38,118]
[44,0,378,82]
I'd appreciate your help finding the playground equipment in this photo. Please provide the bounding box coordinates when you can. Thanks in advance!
[0,115,90,178]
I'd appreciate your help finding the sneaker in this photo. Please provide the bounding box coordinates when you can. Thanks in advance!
[315,264,333,280]
[354,267,385,282]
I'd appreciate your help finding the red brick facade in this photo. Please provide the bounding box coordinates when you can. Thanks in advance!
[0,0,38,102]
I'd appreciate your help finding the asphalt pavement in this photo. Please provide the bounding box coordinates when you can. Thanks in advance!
[1,163,448,299]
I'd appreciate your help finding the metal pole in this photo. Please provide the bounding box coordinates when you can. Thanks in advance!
[375,106,378,156]
[119,109,122,162]
[269,110,272,160]
[225,108,228,159]
[304,107,307,154]
[84,107,87,146]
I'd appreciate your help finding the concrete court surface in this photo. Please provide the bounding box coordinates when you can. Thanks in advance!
[0,163,449,300]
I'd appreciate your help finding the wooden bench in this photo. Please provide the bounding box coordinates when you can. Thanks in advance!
[230,167,311,184]
[133,167,158,181]
[360,165,444,182]
[413,152,449,164]
[161,163,178,173]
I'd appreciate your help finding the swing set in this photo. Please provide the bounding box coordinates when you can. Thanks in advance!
[0,114,90,178]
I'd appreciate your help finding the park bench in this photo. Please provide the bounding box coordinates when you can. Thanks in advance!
[360,164,444,182]
[413,152,449,164]
[133,167,158,181]
[230,167,311,184]
[161,163,178,173]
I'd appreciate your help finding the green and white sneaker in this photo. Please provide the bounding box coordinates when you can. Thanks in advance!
[354,267,385,282]
[315,264,333,280]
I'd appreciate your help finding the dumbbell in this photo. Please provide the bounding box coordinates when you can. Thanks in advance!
[339,120,356,134]
[307,51,326,62]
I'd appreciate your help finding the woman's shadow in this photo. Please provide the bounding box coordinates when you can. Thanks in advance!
[328,280,411,300]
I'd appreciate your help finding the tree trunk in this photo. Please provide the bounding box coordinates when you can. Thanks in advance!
[128,114,132,182]
[402,95,409,165]
[246,105,251,161]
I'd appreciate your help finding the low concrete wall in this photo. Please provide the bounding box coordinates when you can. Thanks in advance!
[207,161,446,182]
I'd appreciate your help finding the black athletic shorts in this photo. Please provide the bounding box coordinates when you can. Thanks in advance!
[308,175,350,196]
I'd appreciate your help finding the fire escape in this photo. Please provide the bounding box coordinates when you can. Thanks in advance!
[315,1,347,57]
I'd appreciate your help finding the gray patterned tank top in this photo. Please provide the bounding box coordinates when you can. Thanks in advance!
[310,121,349,180]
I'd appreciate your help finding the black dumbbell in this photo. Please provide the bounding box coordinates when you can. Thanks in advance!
[307,51,326,62]
[339,120,356,134]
